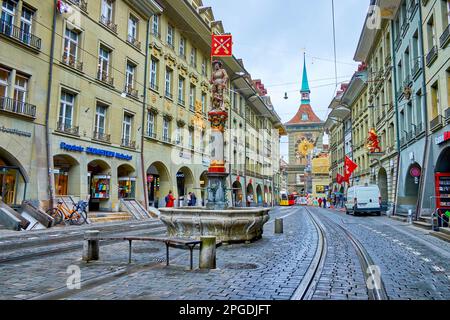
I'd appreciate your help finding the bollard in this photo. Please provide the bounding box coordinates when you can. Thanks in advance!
[408,209,413,224]
[83,230,100,262]
[199,236,216,269]
[275,218,284,234]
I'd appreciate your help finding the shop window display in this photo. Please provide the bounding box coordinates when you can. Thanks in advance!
[118,177,136,199]
[91,175,110,199]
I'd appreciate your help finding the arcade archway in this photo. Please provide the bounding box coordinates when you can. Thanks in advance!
[256,185,263,205]
[378,168,388,208]
[199,171,208,206]
[147,162,171,208]
[87,160,111,211]
[117,164,136,199]
[232,180,243,207]
[176,166,194,207]
[0,147,28,206]
[53,154,80,197]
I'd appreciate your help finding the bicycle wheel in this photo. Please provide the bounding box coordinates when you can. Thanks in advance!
[70,211,87,225]
[47,208,63,225]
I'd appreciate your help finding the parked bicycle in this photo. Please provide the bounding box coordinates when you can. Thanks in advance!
[47,200,88,225]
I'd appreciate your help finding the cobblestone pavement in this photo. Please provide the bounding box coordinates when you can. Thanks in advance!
[1,206,449,300]
[308,207,450,300]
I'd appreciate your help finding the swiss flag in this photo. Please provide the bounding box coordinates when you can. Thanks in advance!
[344,156,358,182]
[336,173,344,185]
[211,34,233,57]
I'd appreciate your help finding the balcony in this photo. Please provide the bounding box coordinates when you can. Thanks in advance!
[127,35,141,50]
[401,136,407,146]
[415,122,424,136]
[430,115,443,132]
[440,24,450,48]
[408,1,419,20]
[394,37,402,52]
[401,22,410,37]
[121,138,136,149]
[100,15,117,33]
[426,45,438,67]
[0,19,41,50]
[70,0,88,12]
[0,97,36,119]
[411,58,422,79]
[125,86,138,99]
[62,53,83,72]
[93,131,111,143]
[151,31,161,40]
[384,55,392,68]
[162,136,171,144]
[166,41,175,50]
[178,98,185,106]
[56,121,79,136]
[97,70,114,86]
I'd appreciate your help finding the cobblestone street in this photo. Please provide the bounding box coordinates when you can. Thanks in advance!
[0,206,449,300]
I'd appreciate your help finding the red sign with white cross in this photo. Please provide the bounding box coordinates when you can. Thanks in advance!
[211,34,233,57]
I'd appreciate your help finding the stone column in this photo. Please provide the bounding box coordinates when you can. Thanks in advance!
[199,236,216,269]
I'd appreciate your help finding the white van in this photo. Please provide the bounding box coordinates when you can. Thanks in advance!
[345,185,382,216]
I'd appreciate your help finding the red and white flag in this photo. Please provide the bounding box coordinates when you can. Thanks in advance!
[336,173,344,185]
[344,156,358,182]
[57,0,71,14]
[211,34,233,57]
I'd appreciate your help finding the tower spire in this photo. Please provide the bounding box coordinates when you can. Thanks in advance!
[301,53,311,104]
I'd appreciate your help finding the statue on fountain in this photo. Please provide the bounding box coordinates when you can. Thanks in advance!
[210,60,229,112]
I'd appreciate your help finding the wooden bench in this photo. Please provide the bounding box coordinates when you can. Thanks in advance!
[83,233,201,270]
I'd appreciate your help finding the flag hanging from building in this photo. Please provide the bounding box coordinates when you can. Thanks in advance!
[336,173,344,185]
[211,34,233,57]
[344,156,358,182]
[57,0,71,14]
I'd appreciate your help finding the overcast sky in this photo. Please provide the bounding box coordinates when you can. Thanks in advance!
[203,0,369,160]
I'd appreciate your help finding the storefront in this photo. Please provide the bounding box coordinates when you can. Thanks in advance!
[434,131,450,226]
[0,155,27,207]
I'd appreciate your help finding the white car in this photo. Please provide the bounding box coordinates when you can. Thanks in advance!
[345,185,382,216]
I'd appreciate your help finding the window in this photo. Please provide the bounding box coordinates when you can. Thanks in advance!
[152,14,159,37]
[147,112,155,137]
[0,68,10,98]
[189,85,195,111]
[165,68,172,98]
[179,37,185,58]
[301,113,309,121]
[201,58,207,76]
[427,16,436,49]
[101,0,113,23]
[95,104,107,134]
[64,28,79,65]
[128,15,138,43]
[190,47,197,67]
[163,118,169,141]
[59,91,75,129]
[431,82,440,118]
[167,24,174,47]
[122,113,133,144]
[201,93,206,114]
[178,77,185,105]
[98,47,111,80]
[150,58,158,90]
[188,129,193,149]
[175,126,182,144]
[1,0,16,36]
[14,75,28,104]
[125,62,136,91]
[20,7,34,44]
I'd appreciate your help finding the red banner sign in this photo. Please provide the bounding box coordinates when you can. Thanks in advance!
[211,34,233,57]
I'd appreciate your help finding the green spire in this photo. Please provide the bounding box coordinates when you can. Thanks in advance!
[301,53,310,104]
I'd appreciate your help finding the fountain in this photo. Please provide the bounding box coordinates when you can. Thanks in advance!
[159,60,270,243]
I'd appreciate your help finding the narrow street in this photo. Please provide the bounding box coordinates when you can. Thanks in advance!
[1,207,449,300]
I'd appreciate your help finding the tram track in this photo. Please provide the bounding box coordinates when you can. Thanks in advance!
[292,207,388,300]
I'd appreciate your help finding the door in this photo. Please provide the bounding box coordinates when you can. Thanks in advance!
[0,166,18,205]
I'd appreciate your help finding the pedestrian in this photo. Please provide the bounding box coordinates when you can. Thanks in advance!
[186,192,192,206]
[323,197,327,208]
[318,197,323,208]
[165,190,175,208]
[190,192,197,206]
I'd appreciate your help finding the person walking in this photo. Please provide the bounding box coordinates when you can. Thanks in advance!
[318,197,323,208]
[165,190,175,208]
[190,192,197,207]
[323,197,327,209]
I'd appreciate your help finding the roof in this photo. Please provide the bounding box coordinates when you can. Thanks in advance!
[285,104,323,125]
[301,54,310,93]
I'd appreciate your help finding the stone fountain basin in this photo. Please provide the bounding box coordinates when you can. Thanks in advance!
[158,207,271,243]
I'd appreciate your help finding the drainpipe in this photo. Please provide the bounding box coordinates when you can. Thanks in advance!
[141,20,150,210]
[243,101,248,207]
[391,21,401,216]
[415,5,429,219]
[45,1,58,209]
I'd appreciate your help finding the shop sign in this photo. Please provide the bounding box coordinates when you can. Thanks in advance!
[410,166,421,178]
[435,131,450,145]
[60,142,132,161]
[0,126,32,138]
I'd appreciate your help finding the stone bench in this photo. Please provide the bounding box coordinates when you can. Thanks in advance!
[83,231,219,270]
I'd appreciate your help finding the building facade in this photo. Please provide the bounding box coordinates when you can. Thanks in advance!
[420,0,450,216]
